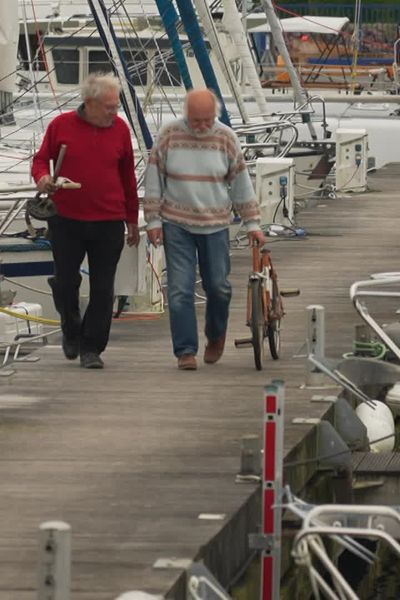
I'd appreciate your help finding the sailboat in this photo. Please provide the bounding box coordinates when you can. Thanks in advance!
[0,0,166,323]
[0,0,399,319]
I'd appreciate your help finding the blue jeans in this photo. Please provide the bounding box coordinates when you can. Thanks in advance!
[163,222,232,357]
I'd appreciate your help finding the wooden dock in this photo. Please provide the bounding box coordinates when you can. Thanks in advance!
[1,163,400,599]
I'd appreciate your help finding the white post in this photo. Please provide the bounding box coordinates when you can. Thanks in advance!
[306,305,326,386]
[38,521,71,600]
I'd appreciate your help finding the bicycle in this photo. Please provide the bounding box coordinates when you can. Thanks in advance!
[235,241,299,370]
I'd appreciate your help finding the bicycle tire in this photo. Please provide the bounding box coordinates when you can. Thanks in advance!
[250,278,266,370]
[268,277,281,360]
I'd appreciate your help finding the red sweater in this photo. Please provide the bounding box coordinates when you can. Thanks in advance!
[31,110,139,223]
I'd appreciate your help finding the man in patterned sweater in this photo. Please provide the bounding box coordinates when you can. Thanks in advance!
[144,88,266,370]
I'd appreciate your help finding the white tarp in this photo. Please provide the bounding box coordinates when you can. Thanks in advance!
[248,16,350,36]
[0,0,19,92]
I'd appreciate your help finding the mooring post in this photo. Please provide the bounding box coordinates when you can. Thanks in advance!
[37,521,71,600]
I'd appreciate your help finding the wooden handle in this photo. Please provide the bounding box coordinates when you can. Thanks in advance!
[53,144,67,180]
[59,182,81,189]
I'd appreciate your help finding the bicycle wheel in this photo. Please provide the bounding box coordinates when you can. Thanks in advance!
[250,278,266,370]
[268,277,281,360]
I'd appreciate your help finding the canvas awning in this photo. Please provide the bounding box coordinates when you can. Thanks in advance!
[248,16,350,36]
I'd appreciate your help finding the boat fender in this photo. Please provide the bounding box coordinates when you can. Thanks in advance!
[355,400,395,452]
[385,382,400,417]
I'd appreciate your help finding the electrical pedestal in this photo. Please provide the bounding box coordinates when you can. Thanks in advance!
[256,157,295,227]
[335,128,368,192]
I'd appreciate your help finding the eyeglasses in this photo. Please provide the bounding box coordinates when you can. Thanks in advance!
[97,100,121,112]
[103,103,121,112]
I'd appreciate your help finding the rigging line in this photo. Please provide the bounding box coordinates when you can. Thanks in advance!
[175,0,231,126]
[1,93,80,136]
[0,67,59,116]
[272,1,357,47]
[29,0,61,112]
[193,0,250,123]
[116,0,184,115]
[88,0,153,157]
[154,0,193,93]
[96,4,176,126]
[2,276,53,296]
[20,0,43,133]
[0,95,80,168]
[351,0,362,92]
[113,1,179,107]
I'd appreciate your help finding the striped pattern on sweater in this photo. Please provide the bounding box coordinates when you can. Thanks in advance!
[144,118,260,233]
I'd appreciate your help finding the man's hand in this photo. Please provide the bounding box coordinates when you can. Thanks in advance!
[147,227,163,247]
[37,174,58,195]
[248,229,267,246]
[127,223,140,247]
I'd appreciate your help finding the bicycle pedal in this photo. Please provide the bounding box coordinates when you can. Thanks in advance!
[280,289,300,297]
[234,337,253,348]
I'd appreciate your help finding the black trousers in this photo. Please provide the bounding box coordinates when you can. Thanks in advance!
[47,216,125,354]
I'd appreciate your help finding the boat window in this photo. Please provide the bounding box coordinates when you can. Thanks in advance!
[19,34,46,72]
[52,48,79,84]
[89,50,148,85]
[89,50,113,74]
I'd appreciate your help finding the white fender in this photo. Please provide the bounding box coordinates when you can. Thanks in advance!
[385,382,400,417]
[356,400,395,452]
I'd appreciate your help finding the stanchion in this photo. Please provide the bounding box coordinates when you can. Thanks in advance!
[305,305,326,386]
[37,521,71,600]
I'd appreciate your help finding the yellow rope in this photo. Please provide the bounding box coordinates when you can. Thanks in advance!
[0,306,60,326]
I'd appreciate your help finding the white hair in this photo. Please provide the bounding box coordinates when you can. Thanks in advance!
[81,72,121,101]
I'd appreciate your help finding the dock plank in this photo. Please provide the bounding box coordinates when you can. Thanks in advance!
[1,164,400,597]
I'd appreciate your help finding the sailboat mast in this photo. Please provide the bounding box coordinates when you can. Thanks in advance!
[174,0,231,126]
[155,0,193,91]
[0,0,19,125]
[260,0,317,138]
[222,0,269,116]
[191,0,250,123]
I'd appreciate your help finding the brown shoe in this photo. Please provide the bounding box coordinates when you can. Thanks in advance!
[178,354,197,370]
[204,333,226,364]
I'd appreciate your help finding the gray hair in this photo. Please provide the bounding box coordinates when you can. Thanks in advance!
[81,72,121,101]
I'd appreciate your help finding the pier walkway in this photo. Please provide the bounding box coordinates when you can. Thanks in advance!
[1,164,400,599]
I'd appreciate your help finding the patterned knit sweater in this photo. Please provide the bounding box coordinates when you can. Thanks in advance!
[143,118,261,234]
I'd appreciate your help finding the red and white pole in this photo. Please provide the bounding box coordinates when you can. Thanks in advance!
[260,380,284,600]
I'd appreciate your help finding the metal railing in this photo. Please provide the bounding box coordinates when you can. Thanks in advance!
[350,272,400,362]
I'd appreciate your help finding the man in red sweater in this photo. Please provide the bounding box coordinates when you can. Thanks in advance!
[32,73,140,369]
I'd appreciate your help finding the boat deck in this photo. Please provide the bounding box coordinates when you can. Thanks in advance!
[1,163,400,599]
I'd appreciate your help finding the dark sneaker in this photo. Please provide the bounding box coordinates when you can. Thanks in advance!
[177,354,197,370]
[204,333,226,364]
[62,336,79,360]
[80,352,104,369]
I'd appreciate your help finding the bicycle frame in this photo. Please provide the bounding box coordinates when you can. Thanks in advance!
[246,244,283,328]
[235,241,298,370]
